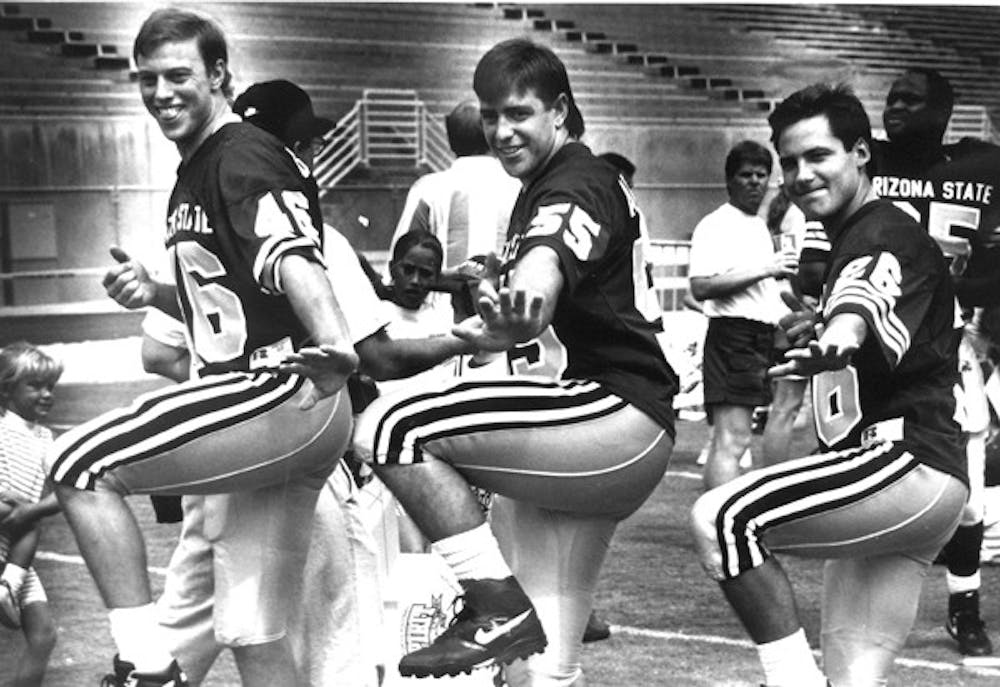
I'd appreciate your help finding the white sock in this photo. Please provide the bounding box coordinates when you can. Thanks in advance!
[431,523,512,581]
[757,628,825,687]
[108,604,175,673]
[947,571,981,595]
[1,563,28,597]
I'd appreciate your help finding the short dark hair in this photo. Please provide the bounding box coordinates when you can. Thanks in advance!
[445,100,489,157]
[769,83,871,153]
[906,66,954,117]
[473,38,585,139]
[133,8,233,98]
[724,140,772,181]
[598,152,636,179]
[391,230,443,270]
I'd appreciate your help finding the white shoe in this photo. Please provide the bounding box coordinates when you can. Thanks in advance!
[0,579,21,629]
[696,445,709,466]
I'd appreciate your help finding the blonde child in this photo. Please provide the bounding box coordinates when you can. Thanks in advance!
[0,341,62,686]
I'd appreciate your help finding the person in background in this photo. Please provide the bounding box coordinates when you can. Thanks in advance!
[759,187,811,467]
[0,342,63,687]
[687,140,798,489]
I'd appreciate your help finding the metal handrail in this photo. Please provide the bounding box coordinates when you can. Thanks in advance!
[314,89,453,197]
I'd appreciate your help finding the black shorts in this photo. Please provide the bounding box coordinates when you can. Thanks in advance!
[702,316,775,412]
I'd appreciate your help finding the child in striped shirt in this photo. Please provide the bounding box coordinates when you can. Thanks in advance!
[1,341,62,686]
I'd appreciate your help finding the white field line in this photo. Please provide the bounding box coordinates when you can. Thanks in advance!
[35,467,1000,678]
[612,626,1000,677]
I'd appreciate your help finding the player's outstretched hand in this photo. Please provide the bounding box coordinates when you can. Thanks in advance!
[280,344,358,410]
[453,287,544,353]
[103,246,156,309]
[777,291,818,348]
[769,338,857,379]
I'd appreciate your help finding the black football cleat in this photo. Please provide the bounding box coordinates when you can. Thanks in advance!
[399,576,547,678]
[582,610,611,643]
[947,591,993,656]
[100,655,189,687]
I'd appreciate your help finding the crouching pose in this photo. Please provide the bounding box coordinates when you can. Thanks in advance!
[691,84,967,687]
[353,38,678,685]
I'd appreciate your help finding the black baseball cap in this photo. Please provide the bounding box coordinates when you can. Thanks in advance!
[233,79,332,146]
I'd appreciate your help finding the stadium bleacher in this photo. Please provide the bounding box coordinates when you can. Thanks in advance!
[2,2,1000,329]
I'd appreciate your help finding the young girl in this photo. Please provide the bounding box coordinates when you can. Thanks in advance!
[0,341,62,686]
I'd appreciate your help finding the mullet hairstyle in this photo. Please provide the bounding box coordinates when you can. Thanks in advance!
[768,83,871,154]
[133,7,233,98]
[473,38,585,139]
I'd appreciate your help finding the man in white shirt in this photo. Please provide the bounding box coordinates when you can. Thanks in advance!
[688,140,798,489]
[391,99,521,270]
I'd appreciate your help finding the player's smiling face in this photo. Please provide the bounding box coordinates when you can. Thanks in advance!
[136,37,226,158]
[479,87,569,182]
[778,114,871,228]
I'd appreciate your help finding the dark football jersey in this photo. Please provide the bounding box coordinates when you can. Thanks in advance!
[871,138,1000,307]
[814,200,965,484]
[166,122,325,375]
[500,142,678,431]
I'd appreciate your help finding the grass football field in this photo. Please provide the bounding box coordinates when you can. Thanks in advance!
[2,384,1000,686]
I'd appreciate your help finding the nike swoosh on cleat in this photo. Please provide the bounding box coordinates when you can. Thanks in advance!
[473,609,533,645]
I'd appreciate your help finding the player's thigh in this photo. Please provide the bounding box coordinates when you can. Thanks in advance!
[700,444,967,578]
[49,373,351,494]
[209,481,323,645]
[764,459,965,563]
[430,397,672,519]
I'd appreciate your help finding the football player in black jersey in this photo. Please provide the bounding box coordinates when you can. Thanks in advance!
[691,84,967,687]
[803,67,999,657]
[353,38,678,683]
[878,66,1000,659]
[46,9,359,686]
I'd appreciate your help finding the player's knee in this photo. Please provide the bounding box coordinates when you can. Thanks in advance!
[23,610,58,654]
[689,492,727,581]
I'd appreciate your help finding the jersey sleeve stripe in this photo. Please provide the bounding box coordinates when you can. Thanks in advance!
[826,281,910,365]
[254,236,326,294]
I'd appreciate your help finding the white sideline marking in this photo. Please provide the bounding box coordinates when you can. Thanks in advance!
[36,550,167,577]
[34,548,1000,677]
[613,626,1000,677]
[36,467,998,678]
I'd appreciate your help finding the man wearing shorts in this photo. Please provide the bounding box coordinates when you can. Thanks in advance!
[46,9,359,685]
[353,38,678,685]
[690,83,967,687]
[688,140,799,489]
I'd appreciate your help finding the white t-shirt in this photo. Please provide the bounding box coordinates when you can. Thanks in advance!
[391,155,521,269]
[688,202,785,324]
[375,298,461,397]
